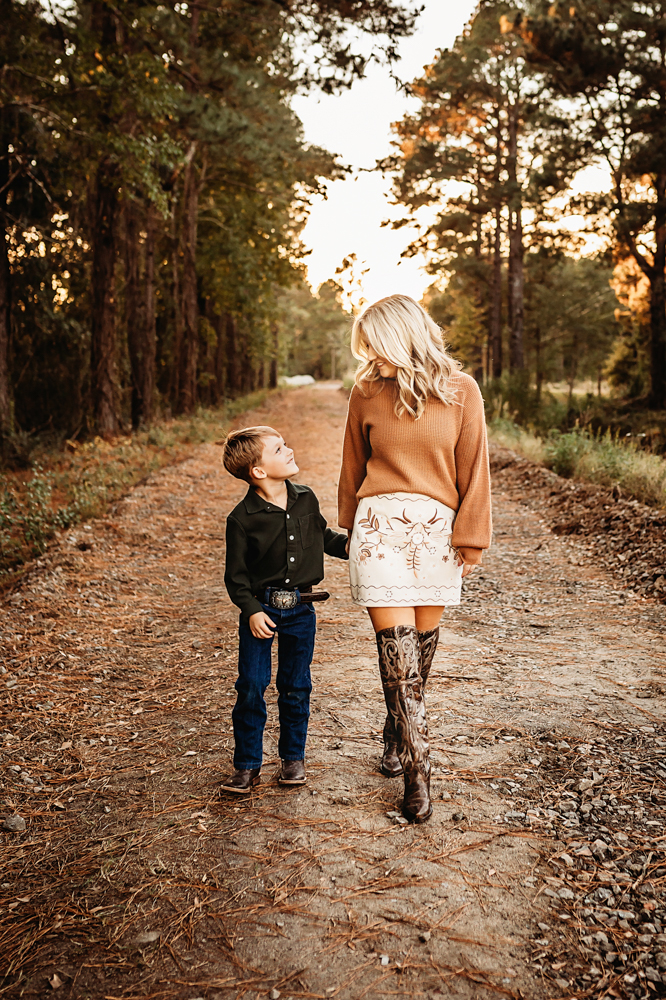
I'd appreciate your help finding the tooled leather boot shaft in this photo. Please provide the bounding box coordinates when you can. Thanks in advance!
[379,626,439,779]
[376,625,431,822]
[417,626,439,688]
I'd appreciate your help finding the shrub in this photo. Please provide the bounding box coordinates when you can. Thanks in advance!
[489,419,666,510]
[544,429,592,478]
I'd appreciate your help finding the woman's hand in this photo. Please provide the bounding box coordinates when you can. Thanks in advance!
[456,546,481,579]
[249,611,277,639]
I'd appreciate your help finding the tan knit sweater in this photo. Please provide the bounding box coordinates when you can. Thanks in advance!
[337,373,492,563]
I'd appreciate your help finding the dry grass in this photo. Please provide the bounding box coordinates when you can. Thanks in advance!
[487,419,547,465]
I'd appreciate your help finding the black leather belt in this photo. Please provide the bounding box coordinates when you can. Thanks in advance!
[256,587,330,609]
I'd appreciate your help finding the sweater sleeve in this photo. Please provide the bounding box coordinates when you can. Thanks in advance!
[337,388,371,530]
[451,378,492,552]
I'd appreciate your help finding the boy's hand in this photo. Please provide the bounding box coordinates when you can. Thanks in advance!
[249,611,277,639]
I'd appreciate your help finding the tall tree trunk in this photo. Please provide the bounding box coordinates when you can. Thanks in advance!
[507,220,513,340]
[0,109,12,445]
[535,324,543,404]
[0,229,11,445]
[170,197,183,410]
[507,107,525,372]
[207,306,224,405]
[124,203,141,423]
[508,208,525,371]
[491,205,503,378]
[225,313,241,397]
[567,329,579,405]
[124,201,156,429]
[90,162,119,436]
[240,328,252,394]
[490,121,503,379]
[0,228,11,445]
[472,189,484,384]
[269,322,278,389]
[648,172,666,410]
[178,147,199,413]
[143,207,156,422]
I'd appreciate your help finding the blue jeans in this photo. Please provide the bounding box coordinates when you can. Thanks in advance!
[232,597,316,769]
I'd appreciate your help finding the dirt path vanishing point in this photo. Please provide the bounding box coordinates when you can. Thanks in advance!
[1,385,666,1000]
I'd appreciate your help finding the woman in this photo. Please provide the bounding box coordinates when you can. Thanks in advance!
[338,294,492,823]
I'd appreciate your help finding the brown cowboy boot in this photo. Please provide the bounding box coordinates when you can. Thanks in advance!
[380,714,403,777]
[379,627,439,778]
[418,626,439,687]
[376,624,432,823]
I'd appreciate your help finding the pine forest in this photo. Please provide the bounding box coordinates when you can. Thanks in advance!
[2,0,666,506]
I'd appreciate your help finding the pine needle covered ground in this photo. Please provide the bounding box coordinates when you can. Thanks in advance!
[1,385,665,1000]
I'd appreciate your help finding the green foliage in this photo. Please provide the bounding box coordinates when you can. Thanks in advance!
[603,259,652,399]
[1,0,417,449]
[488,420,666,509]
[0,465,81,565]
[277,279,352,379]
[386,0,666,419]
[514,0,666,407]
[577,435,666,509]
[423,269,487,378]
[483,370,537,425]
[543,428,591,478]
[524,252,619,390]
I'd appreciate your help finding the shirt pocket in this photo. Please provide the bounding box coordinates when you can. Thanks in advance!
[299,513,317,549]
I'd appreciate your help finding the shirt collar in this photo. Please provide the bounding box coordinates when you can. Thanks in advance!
[242,480,308,514]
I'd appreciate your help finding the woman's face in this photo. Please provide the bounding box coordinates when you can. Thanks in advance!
[366,345,398,379]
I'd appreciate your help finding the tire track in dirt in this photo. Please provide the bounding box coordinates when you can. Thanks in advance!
[1,385,664,1000]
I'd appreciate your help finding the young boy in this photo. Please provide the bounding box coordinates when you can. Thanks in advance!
[221,425,348,793]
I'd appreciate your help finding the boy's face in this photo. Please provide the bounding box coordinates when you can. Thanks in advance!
[251,435,299,482]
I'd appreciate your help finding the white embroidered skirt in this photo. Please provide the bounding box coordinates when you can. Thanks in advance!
[349,493,463,607]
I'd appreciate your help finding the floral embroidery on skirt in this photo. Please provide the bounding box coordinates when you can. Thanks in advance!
[349,493,463,607]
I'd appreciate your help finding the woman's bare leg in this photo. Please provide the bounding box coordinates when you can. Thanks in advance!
[367,607,415,631]
[414,606,444,630]
[368,606,443,633]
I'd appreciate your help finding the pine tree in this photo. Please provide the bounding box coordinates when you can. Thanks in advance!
[511,0,666,408]
[1,0,419,449]
[386,1,566,377]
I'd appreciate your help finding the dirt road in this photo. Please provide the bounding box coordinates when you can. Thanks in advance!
[1,385,665,1000]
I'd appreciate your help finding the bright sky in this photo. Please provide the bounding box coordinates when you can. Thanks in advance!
[292,0,479,307]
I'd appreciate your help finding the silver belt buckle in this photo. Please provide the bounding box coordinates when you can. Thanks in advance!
[269,589,298,610]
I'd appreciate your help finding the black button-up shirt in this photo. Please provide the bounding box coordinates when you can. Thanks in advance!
[224,480,348,620]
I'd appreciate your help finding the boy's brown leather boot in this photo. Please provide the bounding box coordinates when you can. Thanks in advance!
[220,767,261,794]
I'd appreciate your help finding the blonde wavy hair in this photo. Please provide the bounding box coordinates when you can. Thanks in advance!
[351,294,461,418]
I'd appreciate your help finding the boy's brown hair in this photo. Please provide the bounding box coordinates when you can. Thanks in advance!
[222,426,279,483]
